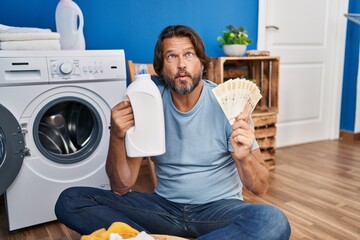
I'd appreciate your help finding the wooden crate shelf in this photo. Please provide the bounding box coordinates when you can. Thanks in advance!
[253,111,277,170]
[206,56,280,169]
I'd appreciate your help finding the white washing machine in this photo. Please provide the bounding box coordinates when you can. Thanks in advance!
[0,50,127,231]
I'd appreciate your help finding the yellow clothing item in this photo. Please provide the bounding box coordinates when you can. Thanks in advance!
[81,222,140,240]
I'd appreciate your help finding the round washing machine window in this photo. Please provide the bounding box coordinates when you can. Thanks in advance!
[33,97,103,164]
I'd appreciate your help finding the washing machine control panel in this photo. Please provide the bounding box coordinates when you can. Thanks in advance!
[48,56,126,82]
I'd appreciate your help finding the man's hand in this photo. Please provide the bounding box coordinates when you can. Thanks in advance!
[230,113,255,160]
[110,101,134,140]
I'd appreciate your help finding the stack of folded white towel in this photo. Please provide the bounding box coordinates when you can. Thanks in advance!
[0,24,61,50]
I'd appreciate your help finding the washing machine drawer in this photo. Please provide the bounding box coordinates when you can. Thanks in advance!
[0,104,26,195]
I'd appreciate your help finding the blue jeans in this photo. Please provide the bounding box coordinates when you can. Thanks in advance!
[55,187,291,239]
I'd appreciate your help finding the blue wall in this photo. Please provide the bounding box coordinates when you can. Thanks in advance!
[341,0,360,132]
[0,0,258,63]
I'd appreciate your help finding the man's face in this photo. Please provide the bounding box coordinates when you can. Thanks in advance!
[161,37,204,95]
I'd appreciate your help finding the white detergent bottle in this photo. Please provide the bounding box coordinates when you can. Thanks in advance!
[55,0,85,50]
[125,65,166,157]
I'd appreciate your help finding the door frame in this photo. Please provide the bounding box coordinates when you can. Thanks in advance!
[257,0,349,141]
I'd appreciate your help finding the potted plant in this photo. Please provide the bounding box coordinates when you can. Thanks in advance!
[217,24,252,56]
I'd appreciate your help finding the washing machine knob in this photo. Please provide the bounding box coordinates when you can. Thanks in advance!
[59,62,73,75]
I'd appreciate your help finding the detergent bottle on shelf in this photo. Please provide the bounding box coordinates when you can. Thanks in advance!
[125,64,166,157]
[55,0,85,50]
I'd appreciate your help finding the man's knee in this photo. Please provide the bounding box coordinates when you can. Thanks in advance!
[54,187,82,220]
[260,204,291,240]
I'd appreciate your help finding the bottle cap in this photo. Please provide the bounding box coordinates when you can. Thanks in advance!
[135,64,148,75]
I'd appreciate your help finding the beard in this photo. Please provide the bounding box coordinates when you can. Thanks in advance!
[163,69,202,95]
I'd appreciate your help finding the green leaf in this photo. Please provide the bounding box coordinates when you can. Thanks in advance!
[217,24,251,46]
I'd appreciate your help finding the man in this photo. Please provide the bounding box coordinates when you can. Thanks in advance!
[55,25,291,239]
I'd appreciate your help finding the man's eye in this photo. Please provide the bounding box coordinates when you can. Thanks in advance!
[167,54,176,59]
[185,52,194,57]
[166,54,178,63]
[185,52,195,59]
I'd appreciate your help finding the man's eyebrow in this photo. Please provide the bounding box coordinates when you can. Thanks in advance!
[164,46,195,55]
[184,46,195,51]
[164,49,175,55]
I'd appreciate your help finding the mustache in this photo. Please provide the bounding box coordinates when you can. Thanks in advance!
[175,70,191,78]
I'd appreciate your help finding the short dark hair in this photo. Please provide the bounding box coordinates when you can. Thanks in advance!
[153,25,211,85]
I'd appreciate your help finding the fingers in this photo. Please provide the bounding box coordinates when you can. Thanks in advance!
[233,113,250,126]
[231,125,254,144]
[112,100,131,112]
[231,131,254,148]
[232,113,251,131]
[231,113,254,149]
[112,101,133,121]
[110,101,135,139]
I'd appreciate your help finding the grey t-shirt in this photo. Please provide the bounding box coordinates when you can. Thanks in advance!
[152,80,259,204]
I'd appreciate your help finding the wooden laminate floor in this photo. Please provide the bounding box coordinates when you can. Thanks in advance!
[1,140,359,240]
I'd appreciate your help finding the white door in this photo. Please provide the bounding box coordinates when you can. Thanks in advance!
[258,0,348,147]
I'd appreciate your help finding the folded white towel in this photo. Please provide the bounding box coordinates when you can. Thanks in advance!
[0,24,51,32]
[0,24,60,41]
[0,40,61,50]
[0,32,60,41]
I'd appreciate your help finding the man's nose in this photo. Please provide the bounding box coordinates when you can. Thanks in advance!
[177,55,187,69]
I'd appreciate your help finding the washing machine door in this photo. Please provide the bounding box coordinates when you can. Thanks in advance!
[0,104,26,195]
